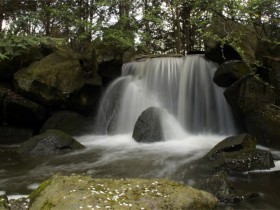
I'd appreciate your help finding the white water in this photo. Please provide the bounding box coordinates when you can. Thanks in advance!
[96,54,237,137]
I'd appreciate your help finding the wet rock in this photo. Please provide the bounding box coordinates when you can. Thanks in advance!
[245,104,280,148]
[199,171,235,203]
[224,75,280,148]
[29,174,218,210]
[0,126,33,145]
[205,133,256,160]
[205,134,275,172]
[17,130,84,155]
[13,48,85,107]
[9,197,29,210]
[40,111,90,136]
[211,149,274,172]
[224,75,277,116]
[132,107,164,143]
[213,61,251,87]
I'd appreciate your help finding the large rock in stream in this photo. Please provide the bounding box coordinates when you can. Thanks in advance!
[18,130,84,155]
[205,134,275,172]
[132,107,164,143]
[29,174,218,210]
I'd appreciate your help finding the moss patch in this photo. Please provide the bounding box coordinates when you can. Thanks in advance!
[29,174,218,210]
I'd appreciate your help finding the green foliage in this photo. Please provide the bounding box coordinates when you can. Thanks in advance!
[0,0,278,55]
[0,33,40,61]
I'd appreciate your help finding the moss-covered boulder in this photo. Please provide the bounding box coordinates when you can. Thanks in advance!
[213,61,251,87]
[132,107,164,143]
[17,130,84,155]
[13,48,85,106]
[29,174,218,210]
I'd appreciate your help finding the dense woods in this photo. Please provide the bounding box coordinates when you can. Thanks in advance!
[0,0,279,58]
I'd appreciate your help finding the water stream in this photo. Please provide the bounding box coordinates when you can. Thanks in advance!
[0,55,280,209]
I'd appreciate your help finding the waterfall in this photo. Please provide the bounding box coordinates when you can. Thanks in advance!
[95,54,237,137]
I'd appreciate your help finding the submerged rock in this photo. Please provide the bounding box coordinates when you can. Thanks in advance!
[29,174,218,210]
[132,107,164,143]
[18,130,84,155]
[213,61,251,87]
[199,171,259,204]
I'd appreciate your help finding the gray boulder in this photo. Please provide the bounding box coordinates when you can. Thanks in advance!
[132,107,164,143]
[18,130,84,155]
[213,61,251,87]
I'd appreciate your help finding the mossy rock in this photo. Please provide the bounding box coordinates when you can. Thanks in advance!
[17,130,84,155]
[29,174,218,210]
[13,48,84,106]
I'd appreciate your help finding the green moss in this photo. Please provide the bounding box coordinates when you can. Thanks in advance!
[42,200,55,210]
[29,178,52,205]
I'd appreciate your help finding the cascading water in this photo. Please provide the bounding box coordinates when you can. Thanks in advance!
[1,54,279,210]
[96,54,237,137]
